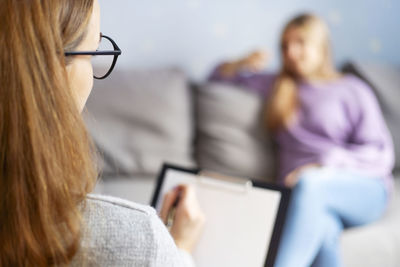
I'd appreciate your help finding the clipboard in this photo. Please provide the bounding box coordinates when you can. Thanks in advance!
[151,164,291,267]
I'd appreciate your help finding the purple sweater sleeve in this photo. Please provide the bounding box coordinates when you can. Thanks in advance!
[208,64,276,97]
[320,78,394,177]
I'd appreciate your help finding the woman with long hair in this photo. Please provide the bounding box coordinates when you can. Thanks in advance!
[210,14,394,267]
[0,0,204,266]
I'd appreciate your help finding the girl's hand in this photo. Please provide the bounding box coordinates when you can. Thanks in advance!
[240,50,268,72]
[284,163,321,187]
[219,50,268,77]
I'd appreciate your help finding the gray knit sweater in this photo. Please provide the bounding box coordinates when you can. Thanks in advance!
[71,194,195,266]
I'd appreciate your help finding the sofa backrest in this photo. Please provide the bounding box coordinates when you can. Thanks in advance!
[85,68,195,179]
[194,82,276,182]
[85,63,400,182]
[343,61,400,174]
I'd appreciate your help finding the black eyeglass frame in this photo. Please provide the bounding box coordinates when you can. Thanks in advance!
[64,34,121,79]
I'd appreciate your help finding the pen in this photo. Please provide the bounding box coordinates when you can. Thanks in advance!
[166,191,181,231]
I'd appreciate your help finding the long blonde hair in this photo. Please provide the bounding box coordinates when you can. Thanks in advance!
[266,13,338,132]
[0,0,97,266]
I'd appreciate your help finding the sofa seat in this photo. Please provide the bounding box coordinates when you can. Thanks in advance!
[341,177,400,267]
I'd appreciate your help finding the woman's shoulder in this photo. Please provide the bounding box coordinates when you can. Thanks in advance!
[82,194,159,229]
[340,74,373,94]
[85,193,156,216]
[335,74,382,117]
[81,194,161,241]
[323,74,376,103]
[72,194,180,266]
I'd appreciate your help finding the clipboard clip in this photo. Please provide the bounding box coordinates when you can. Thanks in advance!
[198,170,253,194]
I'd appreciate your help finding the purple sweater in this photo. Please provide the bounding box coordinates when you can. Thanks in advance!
[209,69,395,189]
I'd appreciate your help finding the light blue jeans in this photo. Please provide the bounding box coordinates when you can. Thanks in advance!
[274,167,388,267]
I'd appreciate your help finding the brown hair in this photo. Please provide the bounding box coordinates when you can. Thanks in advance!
[266,13,339,131]
[0,0,96,266]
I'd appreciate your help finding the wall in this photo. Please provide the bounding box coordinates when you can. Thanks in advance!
[98,0,400,80]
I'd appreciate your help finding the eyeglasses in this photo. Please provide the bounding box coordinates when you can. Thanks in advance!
[64,34,121,80]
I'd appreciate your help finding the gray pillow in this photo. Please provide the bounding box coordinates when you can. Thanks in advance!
[84,68,195,178]
[195,82,276,182]
[342,62,400,173]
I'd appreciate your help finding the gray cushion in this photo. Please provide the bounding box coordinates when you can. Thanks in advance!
[195,82,276,182]
[342,62,400,172]
[95,175,156,205]
[84,68,195,178]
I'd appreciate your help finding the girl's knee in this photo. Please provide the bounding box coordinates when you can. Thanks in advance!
[321,216,343,248]
[294,172,323,196]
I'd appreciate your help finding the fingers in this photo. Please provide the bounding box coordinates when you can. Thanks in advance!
[219,62,239,77]
[284,169,300,188]
[160,187,180,223]
[240,50,268,72]
[248,50,268,61]
[175,185,199,219]
[168,185,205,252]
[219,49,269,77]
[160,185,196,223]
[176,185,194,206]
[284,163,321,187]
[284,173,295,187]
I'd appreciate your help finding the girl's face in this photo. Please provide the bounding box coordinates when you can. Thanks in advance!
[281,26,325,80]
[66,0,101,112]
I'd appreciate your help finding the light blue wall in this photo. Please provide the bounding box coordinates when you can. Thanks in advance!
[99,0,400,80]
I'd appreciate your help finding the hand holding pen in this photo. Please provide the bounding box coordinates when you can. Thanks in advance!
[160,185,205,253]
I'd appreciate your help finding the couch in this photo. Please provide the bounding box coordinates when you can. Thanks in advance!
[84,62,400,267]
